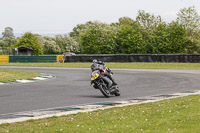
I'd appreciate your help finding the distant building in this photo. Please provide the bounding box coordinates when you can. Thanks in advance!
[13,46,33,56]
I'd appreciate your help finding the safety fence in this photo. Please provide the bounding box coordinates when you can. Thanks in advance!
[0,56,9,63]
[0,55,63,63]
[1,54,200,63]
[65,54,200,63]
[9,56,57,63]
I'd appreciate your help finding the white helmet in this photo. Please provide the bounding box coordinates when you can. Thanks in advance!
[93,59,98,64]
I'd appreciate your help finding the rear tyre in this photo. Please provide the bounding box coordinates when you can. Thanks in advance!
[99,84,111,98]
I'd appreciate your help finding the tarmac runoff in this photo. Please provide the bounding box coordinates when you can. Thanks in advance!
[0,75,54,85]
[0,90,200,124]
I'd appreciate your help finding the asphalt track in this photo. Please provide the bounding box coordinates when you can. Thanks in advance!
[0,66,200,115]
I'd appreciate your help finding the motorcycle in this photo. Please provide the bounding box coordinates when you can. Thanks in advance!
[91,70,120,98]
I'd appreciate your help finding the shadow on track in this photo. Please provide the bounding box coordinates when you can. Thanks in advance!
[77,95,106,98]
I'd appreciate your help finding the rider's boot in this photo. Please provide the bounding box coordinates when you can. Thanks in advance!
[112,79,117,86]
[106,74,117,86]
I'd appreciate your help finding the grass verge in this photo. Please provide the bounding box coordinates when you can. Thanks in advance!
[0,95,200,133]
[1,62,200,69]
[0,70,41,82]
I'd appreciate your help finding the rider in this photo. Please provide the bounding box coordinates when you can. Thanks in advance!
[91,59,117,89]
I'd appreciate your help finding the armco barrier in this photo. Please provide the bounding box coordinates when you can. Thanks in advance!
[65,54,200,63]
[0,56,9,63]
[9,56,57,63]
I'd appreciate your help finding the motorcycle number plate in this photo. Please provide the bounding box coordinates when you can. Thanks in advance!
[92,73,99,80]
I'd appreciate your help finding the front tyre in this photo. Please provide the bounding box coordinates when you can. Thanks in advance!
[99,84,111,98]
[114,89,120,96]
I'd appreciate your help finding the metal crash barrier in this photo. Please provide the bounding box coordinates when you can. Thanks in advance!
[9,56,57,63]
[0,56,9,63]
[1,54,200,63]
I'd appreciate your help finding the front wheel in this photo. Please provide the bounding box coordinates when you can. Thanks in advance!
[114,89,120,96]
[99,84,111,98]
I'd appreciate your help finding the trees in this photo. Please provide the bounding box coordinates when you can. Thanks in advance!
[69,21,93,42]
[150,22,191,54]
[2,27,15,38]
[79,21,117,54]
[177,6,200,53]
[0,27,16,55]
[177,6,200,37]
[1,7,198,55]
[71,8,198,54]
[116,26,145,54]
[41,36,61,54]
[69,24,87,41]
[13,32,43,55]
[118,17,136,26]
[64,37,80,53]
[0,40,12,55]
[3,38,17,47]
[55,35,80,53]
[167,22,191,53]
[135,11,164,53]
[35,35,80,54]
[116,20,145,54]
[151,24,169,54]
[136,10,163,32]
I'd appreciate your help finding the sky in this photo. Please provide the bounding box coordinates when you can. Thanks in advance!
[0,0,200,35]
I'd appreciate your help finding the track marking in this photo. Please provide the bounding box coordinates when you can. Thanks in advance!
[0,90,199,124]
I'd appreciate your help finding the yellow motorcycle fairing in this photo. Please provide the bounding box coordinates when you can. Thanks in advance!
[91,73,99,80]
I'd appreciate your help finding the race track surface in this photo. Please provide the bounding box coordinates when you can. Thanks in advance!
[0,66,200,115]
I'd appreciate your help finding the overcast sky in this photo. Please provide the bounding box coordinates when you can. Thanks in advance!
[0,0,199,34]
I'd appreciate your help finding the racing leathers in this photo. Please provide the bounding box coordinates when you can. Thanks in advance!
[91,62,117,90]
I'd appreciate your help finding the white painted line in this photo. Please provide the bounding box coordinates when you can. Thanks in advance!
[0,74,54,86]
[77,105,104,109]
[16,80,34,83]
[33,77,46,80]
[16,110,60,117]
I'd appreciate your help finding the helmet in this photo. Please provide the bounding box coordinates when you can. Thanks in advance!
[93,59,98,64]
[91,63,95,71]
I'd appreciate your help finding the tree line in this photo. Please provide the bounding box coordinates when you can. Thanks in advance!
[0,29,79,55]
[1,6,200,55]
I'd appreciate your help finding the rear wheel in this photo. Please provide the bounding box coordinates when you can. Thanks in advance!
[99,84,111,98]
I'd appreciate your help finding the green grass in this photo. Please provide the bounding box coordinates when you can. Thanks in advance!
[0,70,41,82]
[0,95,199,133]
[1,62,200,69]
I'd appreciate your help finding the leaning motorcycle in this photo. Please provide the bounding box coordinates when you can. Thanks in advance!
[91,70,120,98]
